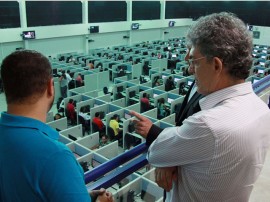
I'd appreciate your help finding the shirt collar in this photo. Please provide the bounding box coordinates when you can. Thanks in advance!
[199,82,254,110]
[0,112,59,140]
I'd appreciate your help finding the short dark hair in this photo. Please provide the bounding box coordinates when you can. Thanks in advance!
[143,93,147,98]
[95,112,100,117]
[186,12,253,80]
[113,114,119,119]
[1,50,52,104]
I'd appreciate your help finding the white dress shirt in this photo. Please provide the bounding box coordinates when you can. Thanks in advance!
[147,82,270,202]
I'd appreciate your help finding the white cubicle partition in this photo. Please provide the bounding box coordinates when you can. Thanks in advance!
[96,141,119,160]
[47,117,68,131]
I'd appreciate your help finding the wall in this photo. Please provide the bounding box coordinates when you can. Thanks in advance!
[0,17,193,61]
[253,26,270,46]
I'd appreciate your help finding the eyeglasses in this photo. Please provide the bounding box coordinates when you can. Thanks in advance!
[186,56,206,67]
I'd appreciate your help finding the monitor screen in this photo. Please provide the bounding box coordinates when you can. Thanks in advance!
[187,80,193,86]
[90,26,99,33]
[260,62,265,66]
[117,85,124,92]
[171,54,177,58]
[129,91,136,98]
[167,98,174,104]
[22,31,35,40]
[261,56,266,59]
[153,93,158,98]
[258,69,264,74]
[99,111,105,119]
[131,23,139,30]
[262,50,267,53]
[169,21,175,27]
[174,78,180,83]
[162,75,167,80]
[124,113,132,119]
[253,79,259,83]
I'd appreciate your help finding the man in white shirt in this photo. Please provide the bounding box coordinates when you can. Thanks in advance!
[131,12,270,202]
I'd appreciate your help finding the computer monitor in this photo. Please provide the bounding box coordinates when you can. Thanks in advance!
[260,62,265,66]
[171,54,177,58]
[258,69,264,74]
[129,91,136,98]
[90,26,99,33]
[253,78,259,83]
[22,31,36,40]
[174,78,180,83]
[99,111,105,119]
[167,98,174,104]
[169,21,175,27]
[162,75,167,80]
[187,80,193,86]
[52,69,57,75]
[153,93,158,98]
[117,86,124,93]
[124,113,132,119]
[131,23,139,30]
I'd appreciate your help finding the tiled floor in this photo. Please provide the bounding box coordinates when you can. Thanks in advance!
[0,91,269,201]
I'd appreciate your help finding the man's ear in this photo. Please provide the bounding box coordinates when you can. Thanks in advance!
[47,78,54,97]
[213,57,223,74]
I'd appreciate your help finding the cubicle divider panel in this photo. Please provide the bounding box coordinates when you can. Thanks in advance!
[60,124,84,140]
[98,71,110,90]
[47,117,68,131]
[84,74,98,92]
[96,141,119,160]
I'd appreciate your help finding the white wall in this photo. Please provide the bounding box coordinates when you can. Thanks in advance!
[0,17,193,61]
[252,26,270,46]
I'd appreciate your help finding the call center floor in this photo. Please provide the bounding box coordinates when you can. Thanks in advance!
[0,92,269,202]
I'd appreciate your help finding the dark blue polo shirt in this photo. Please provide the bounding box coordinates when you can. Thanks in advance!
[0,112,90,202]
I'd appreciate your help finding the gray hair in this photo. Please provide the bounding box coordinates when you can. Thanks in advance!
[186,12,253,79]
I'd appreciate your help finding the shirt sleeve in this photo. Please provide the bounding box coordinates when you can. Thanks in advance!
[146,124,164,146]
[147,115,215,167]
[40,149,91,202]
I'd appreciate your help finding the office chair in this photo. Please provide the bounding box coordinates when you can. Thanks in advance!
[92,122,100,134]
[141,102,149,113]
[107,126,115,141]
[78,115,90,136]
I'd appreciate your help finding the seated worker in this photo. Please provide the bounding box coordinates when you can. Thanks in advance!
[54,113,62,120]
[109,114,123,140]
[66,99,76,124]
[76,73,84,86]
[140,93,150,112]
[92,112,105,132]
[99,134,110,147]
[157,98,170,119]
[165,76,175,91]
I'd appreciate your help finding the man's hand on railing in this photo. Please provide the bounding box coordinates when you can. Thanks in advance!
[130,111,153,138]
[89,188,114,202]
[155,167,179,192]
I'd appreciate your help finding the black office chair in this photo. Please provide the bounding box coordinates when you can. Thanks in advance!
[75,80,82,87]
[68,80,75,89]
[107,126,115,141]
[92,122,100,134]
[141,102,149,113]
[78,115,90,136]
